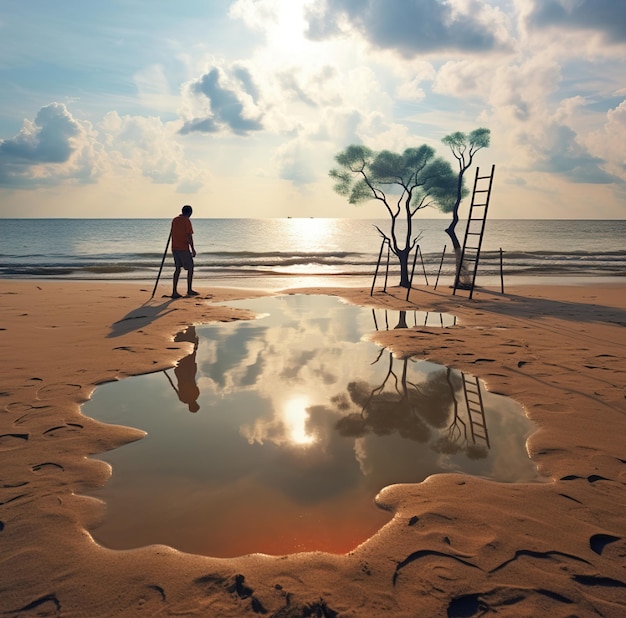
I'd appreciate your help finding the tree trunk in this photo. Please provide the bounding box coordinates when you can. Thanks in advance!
[394,311,408,329]
[445,220,470,288]
[397,248,411,288]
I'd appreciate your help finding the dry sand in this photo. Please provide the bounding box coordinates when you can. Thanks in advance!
[0,279,624,617]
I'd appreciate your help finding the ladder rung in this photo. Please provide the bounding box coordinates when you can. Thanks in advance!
[473,189,489,193]
[477,175,492,180]
[471,203,487,208]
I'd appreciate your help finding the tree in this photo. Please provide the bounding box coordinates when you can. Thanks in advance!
[440,128,491,285]
[329,144,457,288]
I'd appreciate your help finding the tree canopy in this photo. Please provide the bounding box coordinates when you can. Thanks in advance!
[441,128,491,216]
[330,144,458,217]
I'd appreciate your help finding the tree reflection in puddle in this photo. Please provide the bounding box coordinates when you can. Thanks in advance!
[83,295,539,558]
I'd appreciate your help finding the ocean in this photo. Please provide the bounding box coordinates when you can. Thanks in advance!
[1,218,625,289]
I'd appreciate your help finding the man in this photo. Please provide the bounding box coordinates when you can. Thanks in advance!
[171,204,198,298]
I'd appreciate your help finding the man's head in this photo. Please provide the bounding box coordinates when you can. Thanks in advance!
[182,205,193,217]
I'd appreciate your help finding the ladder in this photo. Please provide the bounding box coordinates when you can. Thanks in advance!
[453,164,495,299]
[462,373,490,448]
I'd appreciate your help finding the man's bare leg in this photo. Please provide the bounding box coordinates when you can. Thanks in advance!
[172,267,182,298]
[187,269,198,296]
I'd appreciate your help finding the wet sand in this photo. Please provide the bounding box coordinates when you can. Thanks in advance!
[0,280,624,617]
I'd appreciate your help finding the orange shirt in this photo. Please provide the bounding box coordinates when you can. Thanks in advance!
[171,215,193,251]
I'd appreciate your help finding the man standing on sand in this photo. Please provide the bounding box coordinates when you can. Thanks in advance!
[171,205,198,298]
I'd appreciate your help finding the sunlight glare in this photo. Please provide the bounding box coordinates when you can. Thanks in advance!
[285,218,337,253]
[283,396,316,446]
[267,1,314,57]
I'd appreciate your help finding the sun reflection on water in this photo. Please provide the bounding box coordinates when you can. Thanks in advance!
[284,396,317,446]
[283,218,339,253]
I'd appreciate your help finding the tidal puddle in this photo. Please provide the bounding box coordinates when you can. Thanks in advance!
[83,295,539,558]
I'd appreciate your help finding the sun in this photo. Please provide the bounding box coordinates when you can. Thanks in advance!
[267,1,315,57]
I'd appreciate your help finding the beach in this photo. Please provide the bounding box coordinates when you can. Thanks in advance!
[0,279,624,617]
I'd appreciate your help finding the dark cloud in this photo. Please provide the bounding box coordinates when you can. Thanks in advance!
[233,65,261,104]
[304,0,508,55]
[179,67,263,136]
[278,71,318,106]
[532,124,617,184]
[0,103,81,188]
[526,0,626,43]
[0,103,79,163]
[178,117,220,135]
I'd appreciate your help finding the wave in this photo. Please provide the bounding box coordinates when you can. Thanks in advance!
[1,247,625,280]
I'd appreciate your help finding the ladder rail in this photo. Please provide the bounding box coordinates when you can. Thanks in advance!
[467,165,495,299]
[453,164,495,298]
[462,373,490,448]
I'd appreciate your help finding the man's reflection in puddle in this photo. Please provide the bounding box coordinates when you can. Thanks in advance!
[165,326,200,412]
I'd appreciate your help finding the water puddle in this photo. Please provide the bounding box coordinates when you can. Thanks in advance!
[83,295,539,557]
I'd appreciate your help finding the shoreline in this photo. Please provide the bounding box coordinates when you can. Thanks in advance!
[0,279,624,616]
[1,272,625,292]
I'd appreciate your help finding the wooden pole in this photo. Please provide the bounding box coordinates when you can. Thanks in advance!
[434,244,446,290]
[370,238,386,296]
[500,247,504,294]
[406,244,420,301]
[151,231,171,299]
[418,245,429,287]
[383,241,390,292]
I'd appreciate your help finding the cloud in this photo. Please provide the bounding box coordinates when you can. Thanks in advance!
[274,138,319,185]
[587,99,626,181]
[277,70,319,107]
[0,103,97,189]
[228,0,283,32]
[530,123,616,183]
[101,111,206,189]
[179,66,264,135]
[304,0,512,55]
[524,0,626,44]
[0,103,78,164]
[0,104,205,191]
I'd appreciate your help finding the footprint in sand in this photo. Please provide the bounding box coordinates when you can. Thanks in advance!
[12,407,51,426]
[0,433,29,450]
[590,533,621,555]
[4,594,61,615]
[5,402,37,414]
[32,462,65,474]
[42,423,83,438]
[0,481,28,489]
[36,383,82,400]
[561,474,610,483]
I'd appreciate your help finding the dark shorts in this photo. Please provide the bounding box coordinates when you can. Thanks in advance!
[173,250,194,271]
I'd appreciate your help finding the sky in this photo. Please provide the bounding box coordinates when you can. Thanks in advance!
[0,0,625,219]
